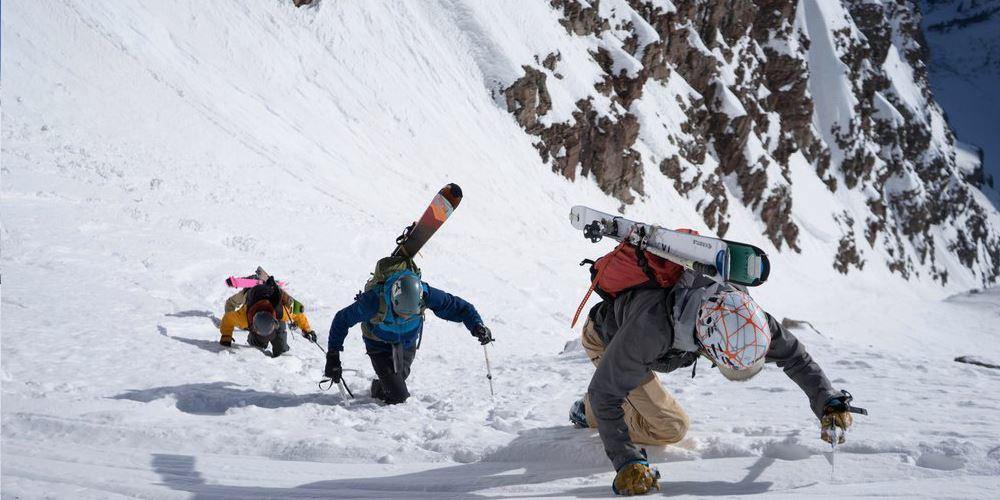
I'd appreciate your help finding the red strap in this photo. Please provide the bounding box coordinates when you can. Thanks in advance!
[570,228,634,328]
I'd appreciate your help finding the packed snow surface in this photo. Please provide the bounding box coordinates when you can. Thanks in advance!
[3,1,999,498]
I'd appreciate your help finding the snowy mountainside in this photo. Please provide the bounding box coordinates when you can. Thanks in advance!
[920,0,1000,191]
[502,0,1000,285]
[3,1,1000,498]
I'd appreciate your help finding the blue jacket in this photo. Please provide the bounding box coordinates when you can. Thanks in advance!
[329,284,483,353]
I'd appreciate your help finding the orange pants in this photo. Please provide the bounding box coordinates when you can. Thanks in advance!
[582,319,690,445]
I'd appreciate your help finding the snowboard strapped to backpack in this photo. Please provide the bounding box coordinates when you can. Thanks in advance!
[359,255,429,341]
[571,228,698,327]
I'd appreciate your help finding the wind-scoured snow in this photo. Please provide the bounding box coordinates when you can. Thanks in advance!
[3,1,1000,498]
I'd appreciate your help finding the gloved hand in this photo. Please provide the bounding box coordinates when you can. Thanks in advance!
[472,324,494,345]
[324,351,343,383]
[820,410,853,444]
[303,330,317,343]
[820,392,855,444]
[612,460,660,496]
[219,337,232,347]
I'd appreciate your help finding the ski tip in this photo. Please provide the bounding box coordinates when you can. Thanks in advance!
[443,183,463,203]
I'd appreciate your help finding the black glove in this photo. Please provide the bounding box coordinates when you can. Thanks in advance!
[324,351,343,383]
[472,324,494,345]
[303,330,317,343]
[219,337,232,347]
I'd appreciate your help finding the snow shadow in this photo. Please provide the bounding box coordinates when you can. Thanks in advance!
[158,310,263,354]
[165,309,222,328]
[164,334,252,354]
[149,429,610,498]
[149,429,775,498]
[152,454,205,491]
[113,382,345,415]
[659,456,775,497]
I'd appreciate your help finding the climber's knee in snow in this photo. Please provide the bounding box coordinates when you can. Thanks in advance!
[646,412,690,444]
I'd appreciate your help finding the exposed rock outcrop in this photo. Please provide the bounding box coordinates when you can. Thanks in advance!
[501,0,1000,285]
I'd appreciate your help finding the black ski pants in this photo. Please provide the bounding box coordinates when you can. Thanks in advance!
[367,345,416,405]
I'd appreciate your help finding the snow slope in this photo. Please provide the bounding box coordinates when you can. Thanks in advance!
[2,1,1000,498]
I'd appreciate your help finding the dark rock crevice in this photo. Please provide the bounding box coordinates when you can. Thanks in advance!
[499,0,999,284]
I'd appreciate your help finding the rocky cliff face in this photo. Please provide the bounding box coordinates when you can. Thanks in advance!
[502,0,999,284]
[920,0,999,190]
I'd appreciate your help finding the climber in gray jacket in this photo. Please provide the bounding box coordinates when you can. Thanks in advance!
[571,270,859,496]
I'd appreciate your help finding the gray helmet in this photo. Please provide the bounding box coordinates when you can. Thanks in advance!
[390,274,424,318]
[252,311,278,339]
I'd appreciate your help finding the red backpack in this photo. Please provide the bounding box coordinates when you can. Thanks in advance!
[570,229,697,327]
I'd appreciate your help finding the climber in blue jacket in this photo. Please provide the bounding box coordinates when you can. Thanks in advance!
[325,266,493,404]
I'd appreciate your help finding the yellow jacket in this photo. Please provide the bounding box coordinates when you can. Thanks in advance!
[219,305,312,342]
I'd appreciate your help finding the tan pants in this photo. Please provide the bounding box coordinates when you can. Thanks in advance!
[582,320,690,445]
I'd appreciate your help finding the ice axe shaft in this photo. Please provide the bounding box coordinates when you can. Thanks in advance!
[310,339,354,399]
[338,380,354,400]
[825,422,845,481]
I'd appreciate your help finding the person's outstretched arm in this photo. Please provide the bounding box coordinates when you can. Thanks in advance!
[764,313,839,417]
[328,290,378,352]
[424,285,483,331]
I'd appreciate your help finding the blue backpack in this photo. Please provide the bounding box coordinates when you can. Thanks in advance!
[359,256,428,342]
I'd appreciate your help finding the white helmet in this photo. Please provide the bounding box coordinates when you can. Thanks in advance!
[695,287,771,381]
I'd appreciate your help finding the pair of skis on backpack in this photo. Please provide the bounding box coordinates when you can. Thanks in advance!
[569,205,771,288]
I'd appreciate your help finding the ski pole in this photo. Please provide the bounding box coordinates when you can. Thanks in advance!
[482,344,495,397]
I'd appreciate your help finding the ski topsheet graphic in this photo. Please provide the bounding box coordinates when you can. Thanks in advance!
[569,205,770,287]
[393,183,463,258]
[225,277,287,288]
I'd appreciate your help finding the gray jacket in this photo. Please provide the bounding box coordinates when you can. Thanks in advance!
[587,271,838,470]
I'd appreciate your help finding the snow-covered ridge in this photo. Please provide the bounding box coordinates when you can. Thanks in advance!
[501,0,1000,286]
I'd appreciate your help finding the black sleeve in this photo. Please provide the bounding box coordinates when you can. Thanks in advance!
[764,313,838,418]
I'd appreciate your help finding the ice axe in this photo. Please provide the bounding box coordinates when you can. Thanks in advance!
[823,391,868,480]
[309,338,355,399]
